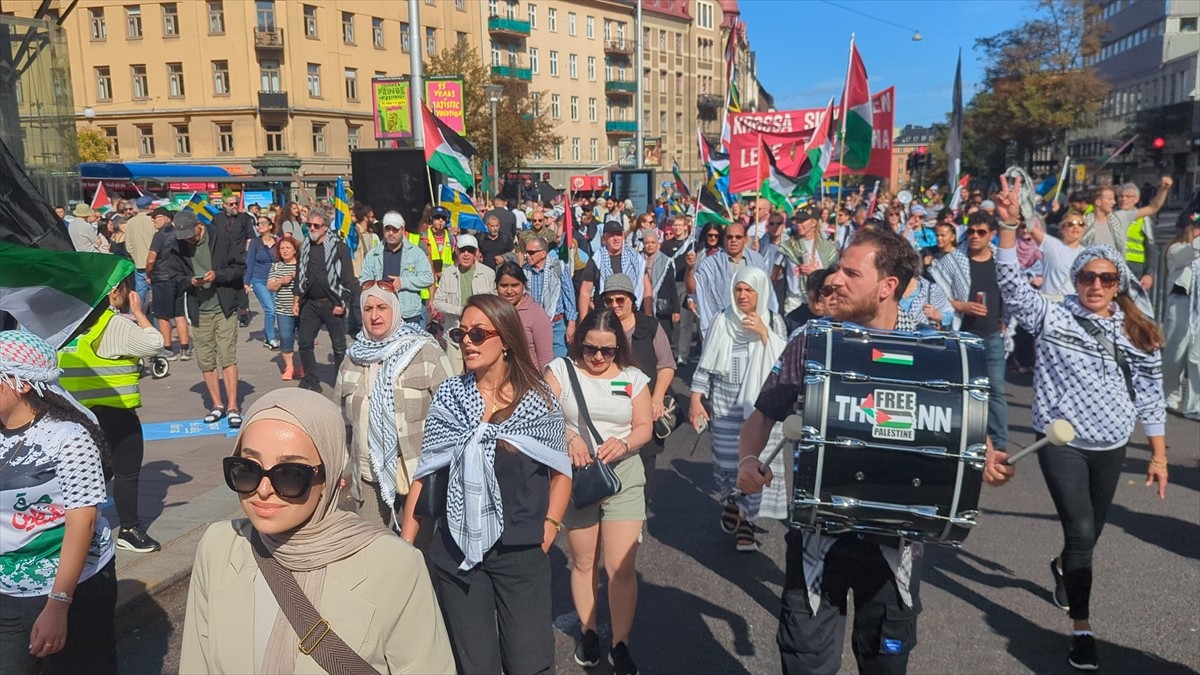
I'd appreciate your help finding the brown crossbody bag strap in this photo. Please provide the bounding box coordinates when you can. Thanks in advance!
[249,532,380,675]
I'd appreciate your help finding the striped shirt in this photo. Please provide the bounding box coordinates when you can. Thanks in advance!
[269,261,298,317]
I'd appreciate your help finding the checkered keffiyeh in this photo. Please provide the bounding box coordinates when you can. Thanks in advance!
[0,330,96,424]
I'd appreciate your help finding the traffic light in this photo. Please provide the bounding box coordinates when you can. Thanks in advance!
[1152,137,1166,149]
[907,151,917,173]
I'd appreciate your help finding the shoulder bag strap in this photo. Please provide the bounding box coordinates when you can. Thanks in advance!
[560,357,603,450]
[1072,315,1136,403]
[249,533,380,675]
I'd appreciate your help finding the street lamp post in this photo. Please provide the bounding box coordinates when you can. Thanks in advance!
[485,84,504,197]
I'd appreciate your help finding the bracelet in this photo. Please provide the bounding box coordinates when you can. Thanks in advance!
[618,438,629,452]
[47,592,72,605]
[544,516,562,532]
[999,220,1019,231]
[738,455,760,467]
[1150,457,1168,468]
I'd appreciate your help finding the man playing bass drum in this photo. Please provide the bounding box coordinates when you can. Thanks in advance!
[736,228,1017,674]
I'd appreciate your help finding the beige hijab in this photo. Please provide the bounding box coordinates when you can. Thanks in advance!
[231,388,391,673]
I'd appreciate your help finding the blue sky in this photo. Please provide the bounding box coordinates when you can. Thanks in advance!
[739,0,1033,129]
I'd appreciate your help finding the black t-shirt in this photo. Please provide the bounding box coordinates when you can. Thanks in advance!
[582,252,623,286]
[478,232,514,270]
[485,208,518,241]
[149,226,185,282]
[660,238,690,282]
[961,257,1001,336]
[302,243,336,301]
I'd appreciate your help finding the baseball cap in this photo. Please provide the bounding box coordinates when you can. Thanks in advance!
[602,220,624,236]
[792,206,818,222]
[431,206,450,219]
[136,195,155,209]
[173,210,200,240]
[381,211,405,230]
[457,233,479,249]
[601,273,636,298]
[980,199,996,210]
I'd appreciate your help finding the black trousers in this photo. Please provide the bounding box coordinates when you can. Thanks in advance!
[297,299,347,388]
[430,544,554,675]
[778,532,921,675]
[0,559,117,675]
[91,406,143,530]
[1037,443,1126,621]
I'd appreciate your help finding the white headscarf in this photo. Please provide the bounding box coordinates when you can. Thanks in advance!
[697,267,787,417]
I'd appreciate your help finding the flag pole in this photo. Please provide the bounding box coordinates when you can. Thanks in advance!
[756,134,765,228]
[1051,155,1071,204]
[835,34,855,214]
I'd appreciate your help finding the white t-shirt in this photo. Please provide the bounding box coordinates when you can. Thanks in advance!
[1038,234,1083,298]
[547,359,649,452]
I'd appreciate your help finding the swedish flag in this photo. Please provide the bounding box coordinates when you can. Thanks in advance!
[439,184,485,232]
[334,177,356,254]
[184,192,218,225]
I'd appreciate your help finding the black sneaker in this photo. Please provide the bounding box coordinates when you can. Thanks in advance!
[1068,633,1098,671]
[573,629,601,668]
[178,345,194,361]
[609,641,639,675]
[117,526,161,553]
[1050,558,1070,611]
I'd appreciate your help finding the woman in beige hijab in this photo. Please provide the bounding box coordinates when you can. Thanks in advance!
[180,388,454,674]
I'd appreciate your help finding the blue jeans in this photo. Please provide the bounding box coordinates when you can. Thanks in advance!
[250,280,277,343]
[276,313,297,353]
[134,269,150,313]
[983,332,1008,450]
[552,318,568,358]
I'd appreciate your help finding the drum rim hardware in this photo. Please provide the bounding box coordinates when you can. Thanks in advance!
[799,429,986,466]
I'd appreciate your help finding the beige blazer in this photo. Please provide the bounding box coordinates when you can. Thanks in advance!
[180,520,454,675]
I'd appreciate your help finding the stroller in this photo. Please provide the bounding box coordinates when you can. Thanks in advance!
[139,352,170,379]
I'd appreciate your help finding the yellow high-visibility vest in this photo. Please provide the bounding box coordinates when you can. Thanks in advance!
[59,310,141,409]
[407,230,453,300]
[1125,217,1147,264]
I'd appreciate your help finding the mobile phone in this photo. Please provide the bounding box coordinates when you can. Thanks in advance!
[976,292,986,305]
[694,416,708,435]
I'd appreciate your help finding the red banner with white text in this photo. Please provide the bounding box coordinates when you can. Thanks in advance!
[728,87,895,194]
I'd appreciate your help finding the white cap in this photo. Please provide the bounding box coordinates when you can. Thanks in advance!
[381,211,405,229]
[457,233,479,249]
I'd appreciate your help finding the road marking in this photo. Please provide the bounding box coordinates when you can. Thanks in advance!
[143,419,239,442]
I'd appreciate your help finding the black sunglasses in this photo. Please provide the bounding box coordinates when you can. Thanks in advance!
[1077,271,1119,288]
[967,229,992,237]
[223,456,324,499]
[458,246,478,254]
[582,344,618,359]
[448,326,500,345]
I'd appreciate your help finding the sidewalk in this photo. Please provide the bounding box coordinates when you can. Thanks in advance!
[109,309,343,630]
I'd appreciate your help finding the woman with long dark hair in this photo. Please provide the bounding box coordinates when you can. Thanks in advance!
[994,178,1168,671]
[274,201,303,240]
[245,215,280,349]
[401,294,572,675]
[0,331,118,675]
[495,262,555,370]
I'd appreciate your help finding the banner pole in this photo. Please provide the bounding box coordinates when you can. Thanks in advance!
[835,34,855,214]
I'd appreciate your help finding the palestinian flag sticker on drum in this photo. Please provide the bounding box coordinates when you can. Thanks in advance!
[611,381,633,398]
[871,348,914,366]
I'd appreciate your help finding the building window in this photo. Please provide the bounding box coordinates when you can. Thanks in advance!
[531,92,540,117]
[348,125,360,150]
[1181,17,1198,32]
[212,60,230,95]
[163,4,179,37]
[256,0,275,30]
[549,50,559,76]
[570,96,579,120]
[373,17,384,48]
[136,124,155,156]
[659,111,667,133]
[95,67,112,101]
[208,1,225,34]
[102,126,119,155]
[265,125,285,153]
[401,23,410,52]
[173,124,191,155]
[303,5,318,38]
[554,143,562,160]
[587,56,596,81]
[344,68,358,101]
[569,54,577,79]
[426,27,436,54]
[572,138,580,162]
[456,0,466,10]
[676,72,683,96]
[697,1,714,30]
[89,8,106,40]
[528,3,536,28]
[342,12,355,44]
[675,32,682,52]
[457,31,468,45]
[586,15,594,39]
[588,97,596,122]
[307,63,322,97]
[261,60,281,92]
[530,48,539,74]
[568,12,576,36]
[312,123,327,154]
[125,6,142,39]
[167,63,185,97]
[131,64,149,99]
[488,0,498,16]
[551,94,560,119]
[590,138,598,161]
[216,123,234,154]
[548,8,557,32]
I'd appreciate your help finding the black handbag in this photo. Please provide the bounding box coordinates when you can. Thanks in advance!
[412,466,449,521]
[560,357,622,508]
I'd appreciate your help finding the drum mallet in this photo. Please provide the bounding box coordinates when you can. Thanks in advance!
[1002,419,1076,465]
[737,414,807,498]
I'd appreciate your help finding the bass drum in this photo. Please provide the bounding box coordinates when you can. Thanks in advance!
[791,320,989,545]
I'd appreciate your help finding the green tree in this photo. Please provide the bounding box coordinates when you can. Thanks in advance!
[424,41,560,182]
[75,126,112,162]
[966,0,1108,173]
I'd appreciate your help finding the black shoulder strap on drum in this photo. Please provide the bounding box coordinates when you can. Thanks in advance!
[1072,315,1135,402]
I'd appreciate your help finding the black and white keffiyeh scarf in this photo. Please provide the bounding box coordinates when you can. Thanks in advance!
[297,236,347,303]
[597,245,646,305]
[414,374,571,570]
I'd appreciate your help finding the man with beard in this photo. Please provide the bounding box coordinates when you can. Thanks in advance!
[737,228,1015,674]
[477,214,515,271]
[689,222,777,335]
[211,196,256,326]
[293,211,356,393]
[578,221,653,321]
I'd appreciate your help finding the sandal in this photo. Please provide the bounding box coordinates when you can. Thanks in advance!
[720,499,741,534]
[735,521,760,552]
[203,406,227,424]
[227,410,243,429]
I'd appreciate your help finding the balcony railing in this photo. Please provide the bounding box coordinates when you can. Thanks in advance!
[254,27,283,49]
[488,16,531,38]
[697,93,722,109]
[604,79,637,95]
[491,64,532,82]
[604,38,634,56]
[605,120,636,135]
[258,91,289,111]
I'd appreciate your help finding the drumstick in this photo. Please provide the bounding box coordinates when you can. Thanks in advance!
[1003,419,1076,464]
[736,415,807,499]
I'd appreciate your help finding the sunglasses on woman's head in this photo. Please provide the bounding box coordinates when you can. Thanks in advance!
[1076,271,1120,288]
[448,326,500,345]
[361,279,397,293]
[582,344,618,359]
[223,456,324,499]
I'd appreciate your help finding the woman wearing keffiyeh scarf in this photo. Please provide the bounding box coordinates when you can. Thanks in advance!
[400,295,571,675]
